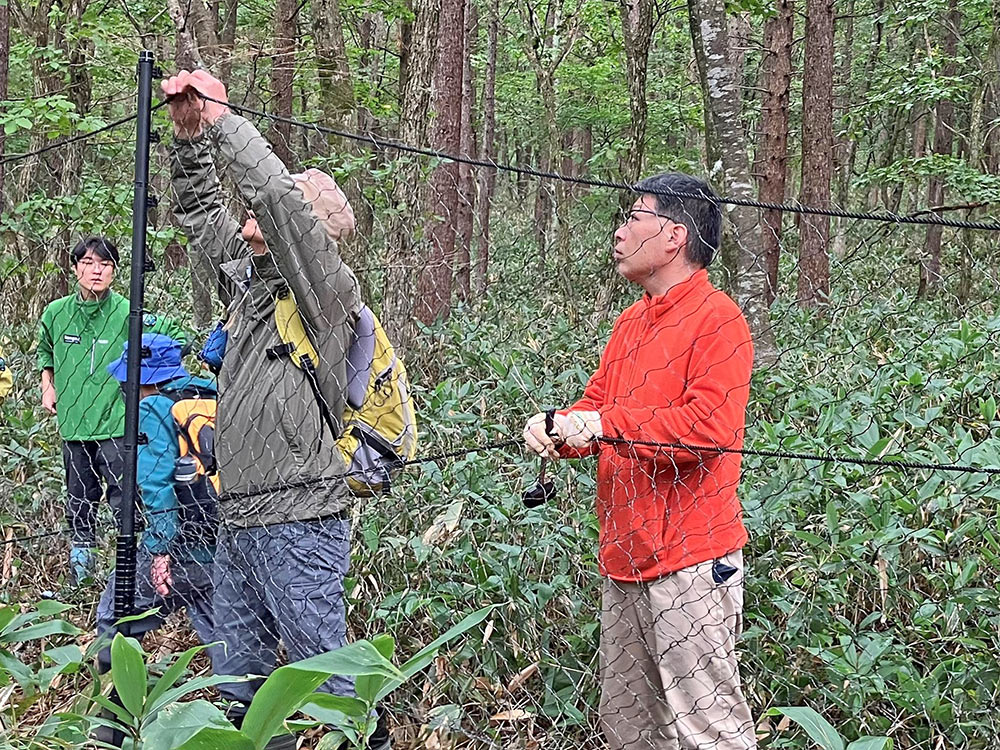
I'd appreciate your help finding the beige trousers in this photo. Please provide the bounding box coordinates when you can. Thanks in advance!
[599,550,756,750]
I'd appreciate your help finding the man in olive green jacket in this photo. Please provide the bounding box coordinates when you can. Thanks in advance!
[164,70,388,750]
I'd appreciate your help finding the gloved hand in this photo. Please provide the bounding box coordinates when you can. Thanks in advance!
[69,546,96,584]
[564,410,603,449]
[151,554,173,597]
[523,411,571,459]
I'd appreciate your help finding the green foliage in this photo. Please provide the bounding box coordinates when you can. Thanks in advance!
[130,607,491,750]
[768,706,892,750]
[0,601,107,747]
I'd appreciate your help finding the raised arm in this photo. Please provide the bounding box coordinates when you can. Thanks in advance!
[210,113,360,335]
[162,70,359,336]
[168,135,246,307]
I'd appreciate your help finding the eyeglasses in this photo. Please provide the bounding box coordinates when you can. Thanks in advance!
[620,208,673,225]
[77,258,115,270]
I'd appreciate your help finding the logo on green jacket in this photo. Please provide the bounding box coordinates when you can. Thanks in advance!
[143,313,157,327]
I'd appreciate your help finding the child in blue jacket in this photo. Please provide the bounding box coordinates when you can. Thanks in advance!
[95,333,219,669]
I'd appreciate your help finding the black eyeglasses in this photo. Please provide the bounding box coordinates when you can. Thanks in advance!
[620,208,673,224]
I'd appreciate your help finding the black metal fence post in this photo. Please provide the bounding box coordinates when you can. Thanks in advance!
[113,50,155,630]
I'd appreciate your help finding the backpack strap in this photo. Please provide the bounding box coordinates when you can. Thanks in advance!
[267,342,340,445]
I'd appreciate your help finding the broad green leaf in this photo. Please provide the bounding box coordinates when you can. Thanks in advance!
[6,619,82,642]
[1,608,60,639]
[91,693,134,726]
[143,675,247,721]
[847,738,893,750]
[146,644,211,710]
[316,730,351,749]
[241,640,402,749]
[355,634,395,704]
[0,607,16,632]
[34,601,74,616]
[111,634,148,719]
[769,707,845,750]
[115,607,163,626]
[175,728,257,750]
[142,700,249,750]
[0,651,35,688]
[385,605,496,705]
[298,692,369,725]
[42,644,84,668]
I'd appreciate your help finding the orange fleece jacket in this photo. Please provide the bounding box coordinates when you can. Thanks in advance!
[564,269,754,582]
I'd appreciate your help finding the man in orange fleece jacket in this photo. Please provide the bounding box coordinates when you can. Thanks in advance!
[523,172,756,750]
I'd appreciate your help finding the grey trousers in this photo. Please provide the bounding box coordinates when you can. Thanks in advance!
[599,550,756,750]
[96,545,217,670]
[213,516,353,718]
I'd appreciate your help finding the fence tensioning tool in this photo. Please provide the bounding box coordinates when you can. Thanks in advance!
[523,410,558,508]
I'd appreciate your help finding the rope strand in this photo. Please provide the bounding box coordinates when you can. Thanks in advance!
[191,93,1000,232]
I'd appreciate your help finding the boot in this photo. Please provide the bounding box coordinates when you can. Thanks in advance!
[366,708,392,750]
[69,546,97,584]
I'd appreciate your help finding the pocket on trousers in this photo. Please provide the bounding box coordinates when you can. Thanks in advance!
[712,559,739,584]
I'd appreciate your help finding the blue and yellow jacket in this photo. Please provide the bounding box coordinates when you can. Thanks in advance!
[139,375,218,563]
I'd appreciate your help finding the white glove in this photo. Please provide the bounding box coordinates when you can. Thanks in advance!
[564,410,603,449]
[523,411,573,460]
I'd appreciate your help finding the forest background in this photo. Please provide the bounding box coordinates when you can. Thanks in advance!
[1,0,1000,746]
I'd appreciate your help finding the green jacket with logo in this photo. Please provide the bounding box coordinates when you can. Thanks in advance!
[37,292,186,441]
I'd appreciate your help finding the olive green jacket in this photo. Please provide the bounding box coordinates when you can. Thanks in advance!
[170,113,361,527]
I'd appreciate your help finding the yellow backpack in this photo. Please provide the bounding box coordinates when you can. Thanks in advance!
[268,285,417,496]
[165,386,221,496]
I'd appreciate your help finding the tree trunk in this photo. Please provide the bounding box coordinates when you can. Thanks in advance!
[219,0,238,82]
[830,0,856,260]
[959,83,984,304]
[415,0,464,325]
[797,0,834,307]
[688,0,775,365]
[754,0,793,305]
[269,0,297,168]
[475,0,499,296]
[14,0,58,207]
[165,0,219,69]
[618,0,655,185]
[533,72,557,267]
[454,0,477,302]
[384,0,441,347]
[312,0,355,134]
[687,0,730,286]
[519,0,581,272]
[918,0,960,299]
[164,8,215,326]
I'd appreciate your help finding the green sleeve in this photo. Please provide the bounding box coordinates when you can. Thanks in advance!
[209,114,361,337]
[37,307,54,371]
[169,134,247,308]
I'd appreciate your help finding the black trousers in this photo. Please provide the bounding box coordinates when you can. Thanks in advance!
[63,438,124,547]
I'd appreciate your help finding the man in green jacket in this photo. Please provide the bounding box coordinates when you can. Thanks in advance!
[37,236,186,583]
[164,70,387,750]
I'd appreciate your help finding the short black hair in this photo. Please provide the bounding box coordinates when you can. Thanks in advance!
[633,173,721,268]
[70,236,119,266]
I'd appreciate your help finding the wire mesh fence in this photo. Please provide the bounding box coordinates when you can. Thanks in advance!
[1,53,1000,750]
